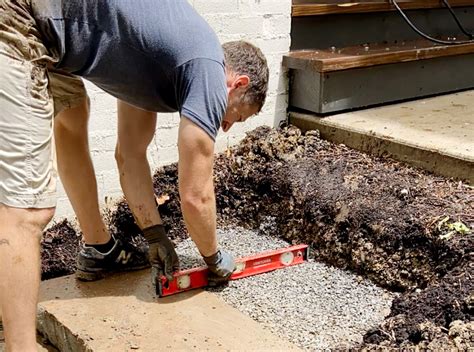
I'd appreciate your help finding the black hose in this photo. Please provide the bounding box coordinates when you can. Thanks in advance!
[391,0,474,45]
[441,0,474,39]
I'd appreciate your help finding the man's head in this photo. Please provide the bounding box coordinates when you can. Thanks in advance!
[221,41,269,132]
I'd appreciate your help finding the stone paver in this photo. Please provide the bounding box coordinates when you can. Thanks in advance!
[38,271,300,351]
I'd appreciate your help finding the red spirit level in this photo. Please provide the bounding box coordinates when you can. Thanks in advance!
[156,244,309,297]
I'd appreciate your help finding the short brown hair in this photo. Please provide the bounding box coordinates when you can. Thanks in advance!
[222,41,269,112]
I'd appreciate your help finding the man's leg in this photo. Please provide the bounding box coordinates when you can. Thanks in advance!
[52,83,149,281]
[115,100,161,228]
[0,16,56,346]
[0,26,55,348]
[0,2,67,349]
[0,206,54,352]
[54,98,110,245]
[116,101,182,282]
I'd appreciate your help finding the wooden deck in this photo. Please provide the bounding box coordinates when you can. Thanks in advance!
[284,39,474,72]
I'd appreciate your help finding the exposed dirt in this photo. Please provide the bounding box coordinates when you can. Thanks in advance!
[40,126,473,349]
[215,127,472,291]
[41,220,80,280]
[40,206,149,280]
[363,262,473,350]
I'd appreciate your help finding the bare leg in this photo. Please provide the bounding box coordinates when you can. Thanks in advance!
[0,205,54,352]
[54,99,110,245]
[115,100,161,229]
[56,99,150,282]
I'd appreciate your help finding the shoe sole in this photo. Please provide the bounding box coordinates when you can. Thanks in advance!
[75,264,150,282]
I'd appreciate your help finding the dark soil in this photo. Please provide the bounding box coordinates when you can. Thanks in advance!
[40,125,473,350]
[364,262,473,350]
[41,219,81,280]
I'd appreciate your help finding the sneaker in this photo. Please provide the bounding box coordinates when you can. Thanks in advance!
[76,238,150,281]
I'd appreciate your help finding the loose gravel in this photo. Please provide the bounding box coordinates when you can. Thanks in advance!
[176,227,394,351]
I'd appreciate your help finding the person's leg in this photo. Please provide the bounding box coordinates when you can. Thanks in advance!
[50,74,150,281]
[54,97,110,245]
[0,2,57,346]
[0,206,55,352]
[115,100,161,228]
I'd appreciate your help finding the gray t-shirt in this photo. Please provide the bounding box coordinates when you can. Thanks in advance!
[32,0,227,140]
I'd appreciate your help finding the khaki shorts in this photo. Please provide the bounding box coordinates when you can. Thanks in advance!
[0,0,87,208]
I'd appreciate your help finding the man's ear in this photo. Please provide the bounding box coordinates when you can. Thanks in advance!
[233,75,250,90]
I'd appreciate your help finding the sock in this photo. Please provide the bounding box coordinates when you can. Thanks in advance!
[87,236,116,254]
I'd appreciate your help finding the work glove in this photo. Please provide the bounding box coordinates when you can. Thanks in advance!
[203,249,236,286]
[143,224,179,283]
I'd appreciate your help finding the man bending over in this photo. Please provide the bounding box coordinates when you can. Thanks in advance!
[0,0,269,350]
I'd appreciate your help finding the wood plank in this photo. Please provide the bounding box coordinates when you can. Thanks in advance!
[292,0,474,16]
[283,39,474,72]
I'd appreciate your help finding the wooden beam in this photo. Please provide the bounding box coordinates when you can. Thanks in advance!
[292,0,474,16]
[283,40,474,72]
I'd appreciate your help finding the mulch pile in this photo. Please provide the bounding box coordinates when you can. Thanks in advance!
[41,126,473,350]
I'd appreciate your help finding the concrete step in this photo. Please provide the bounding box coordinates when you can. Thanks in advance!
[38,271,300,352]
[290,90,474,183]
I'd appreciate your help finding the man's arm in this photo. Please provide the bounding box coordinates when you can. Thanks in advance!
[178,116,217,257]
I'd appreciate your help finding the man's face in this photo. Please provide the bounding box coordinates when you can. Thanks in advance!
[221,91,259,133]
[221,71,259,133]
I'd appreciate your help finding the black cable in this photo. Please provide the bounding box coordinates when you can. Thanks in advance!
[391,0,474,45]
[441,0,474,39]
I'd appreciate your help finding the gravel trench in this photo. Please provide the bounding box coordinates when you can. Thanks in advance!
[176,226,394,351]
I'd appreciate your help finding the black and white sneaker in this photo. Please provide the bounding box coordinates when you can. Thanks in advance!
[76,238,150,281]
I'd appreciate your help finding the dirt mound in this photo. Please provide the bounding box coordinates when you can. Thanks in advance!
[364,261,473,349]
[214,126,472,289]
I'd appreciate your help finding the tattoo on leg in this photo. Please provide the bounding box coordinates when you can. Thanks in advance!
[0,239,9,246]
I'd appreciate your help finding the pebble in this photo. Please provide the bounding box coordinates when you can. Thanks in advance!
[175,227,394,351]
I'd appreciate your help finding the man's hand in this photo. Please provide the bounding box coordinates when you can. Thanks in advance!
[203,249,236,286]
[143,224,179,282]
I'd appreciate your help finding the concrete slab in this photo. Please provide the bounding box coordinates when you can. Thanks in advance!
[290,91,474,183]
[38,271,300,352]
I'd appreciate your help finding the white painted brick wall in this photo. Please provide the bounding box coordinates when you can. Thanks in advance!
[54,0,292,218]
